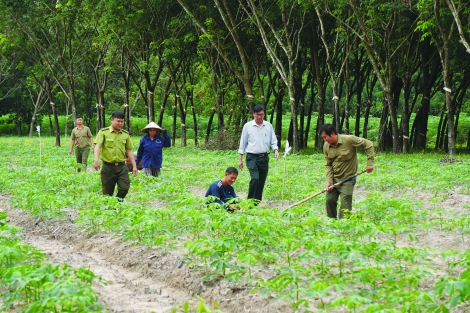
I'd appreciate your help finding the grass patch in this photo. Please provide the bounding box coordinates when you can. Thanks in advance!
[1,136,470,312]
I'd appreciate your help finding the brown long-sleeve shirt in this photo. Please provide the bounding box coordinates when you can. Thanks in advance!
[323,135,374,183]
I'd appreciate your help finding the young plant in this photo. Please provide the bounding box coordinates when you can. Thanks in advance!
[0,213,104,312]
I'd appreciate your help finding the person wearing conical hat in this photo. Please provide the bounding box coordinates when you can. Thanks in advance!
[135,121,171,177]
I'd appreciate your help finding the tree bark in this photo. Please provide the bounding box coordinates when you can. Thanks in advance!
[411,38,439,150]
[157,80,172,127]
[206,107,216,144]
[28,87,45,138]
[434,0,456,157]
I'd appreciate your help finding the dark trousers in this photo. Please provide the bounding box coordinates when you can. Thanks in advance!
[143,167,160,177]
[75,146,90,172]
[325,177,356,219]
[101,162,130,199]
[246,153,269,201]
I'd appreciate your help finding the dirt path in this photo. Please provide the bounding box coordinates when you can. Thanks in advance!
[3,205,190,312]
[1,195,288,313]
[23,232,181,312]
[4,186,469,313]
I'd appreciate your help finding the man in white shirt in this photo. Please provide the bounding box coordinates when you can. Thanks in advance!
[238,105,279,203]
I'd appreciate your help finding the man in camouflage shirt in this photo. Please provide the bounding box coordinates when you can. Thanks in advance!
[320,124,374,219]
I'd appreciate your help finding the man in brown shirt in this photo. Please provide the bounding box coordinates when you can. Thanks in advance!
[69,116,94,172]
[320,124,374,219]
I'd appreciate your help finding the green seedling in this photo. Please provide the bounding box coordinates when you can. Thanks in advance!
[0,213,104,312]
[1,137,470,311]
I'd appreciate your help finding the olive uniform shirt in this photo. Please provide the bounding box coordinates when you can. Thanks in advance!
[94,126,133,163]
[323,135,374,183]
[71,126,92,148]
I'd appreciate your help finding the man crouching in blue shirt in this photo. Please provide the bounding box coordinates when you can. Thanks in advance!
[205,167,240,212]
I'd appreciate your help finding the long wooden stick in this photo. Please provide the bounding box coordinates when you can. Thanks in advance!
[287,169,367,208]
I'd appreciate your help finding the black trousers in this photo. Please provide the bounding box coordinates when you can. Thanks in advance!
[246,153,269,201]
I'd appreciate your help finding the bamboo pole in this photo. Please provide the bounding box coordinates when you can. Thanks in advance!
[287,169,367,208]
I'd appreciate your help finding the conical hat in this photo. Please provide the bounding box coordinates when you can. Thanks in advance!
[142,121,163,133]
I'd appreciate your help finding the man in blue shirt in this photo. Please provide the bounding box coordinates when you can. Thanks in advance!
[238,105,279,202]
[205,167,239,208]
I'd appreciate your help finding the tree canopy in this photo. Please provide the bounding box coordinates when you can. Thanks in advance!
[0,0,469,154]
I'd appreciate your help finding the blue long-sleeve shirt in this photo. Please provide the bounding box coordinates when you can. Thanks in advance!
[135,132,171,169]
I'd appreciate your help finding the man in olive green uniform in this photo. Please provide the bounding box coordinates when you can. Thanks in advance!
[94,111,138,200]
[320,124,374,219]
[68,115,94,172]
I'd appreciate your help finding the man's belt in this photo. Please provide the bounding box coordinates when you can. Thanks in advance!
[247,152,268,157]
[102,161,125,166]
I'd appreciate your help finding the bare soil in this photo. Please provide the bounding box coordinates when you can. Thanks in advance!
[2,185,470,313]
[0,194,289,313]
